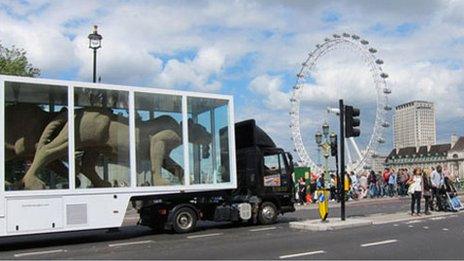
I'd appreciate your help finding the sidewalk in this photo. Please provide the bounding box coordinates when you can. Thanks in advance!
[294,195,408,210]
[289,210,460,231]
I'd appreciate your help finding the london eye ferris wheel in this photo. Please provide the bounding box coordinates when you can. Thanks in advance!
[289,32,392,174]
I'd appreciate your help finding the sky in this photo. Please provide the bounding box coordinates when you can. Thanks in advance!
[1,0,464,167]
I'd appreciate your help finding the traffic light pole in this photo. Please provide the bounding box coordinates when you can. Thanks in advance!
[339,99,346,221]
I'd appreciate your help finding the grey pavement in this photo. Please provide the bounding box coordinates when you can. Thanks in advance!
[1,196,463,259]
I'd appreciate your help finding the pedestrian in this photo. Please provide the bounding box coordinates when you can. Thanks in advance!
[377,171,385,197]
[408,167,423,216]
[368,170,378,198]
[297,177,307,205]
[329,174,337,201]
[388,169,397,197]
[431,165,445,211]
[309,172,318,203]
[398,169,409,196]
[422,169,432,215]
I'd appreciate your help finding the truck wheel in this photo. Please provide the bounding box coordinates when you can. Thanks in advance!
[258,202,278,225]
[172,207,197,233]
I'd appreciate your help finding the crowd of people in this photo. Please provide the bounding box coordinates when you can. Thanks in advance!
[296,165,462,215]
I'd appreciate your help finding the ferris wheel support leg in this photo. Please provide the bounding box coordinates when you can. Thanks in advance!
[345,138,353,166]
[350,137,363,161]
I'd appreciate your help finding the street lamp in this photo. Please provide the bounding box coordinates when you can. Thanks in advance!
[315,123,337,188]
[315,131,323,167]
[322,122,329,137]
[88,25,102,83]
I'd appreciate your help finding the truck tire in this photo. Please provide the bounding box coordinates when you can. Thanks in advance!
[172,207,197,233]
[258,202,278,225]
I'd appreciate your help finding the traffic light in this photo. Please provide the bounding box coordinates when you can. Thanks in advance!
[331,142,337,157]
[345,105,360,138]
[330,132,337,157]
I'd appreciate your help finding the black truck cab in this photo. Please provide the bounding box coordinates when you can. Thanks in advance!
[233,120,295,216]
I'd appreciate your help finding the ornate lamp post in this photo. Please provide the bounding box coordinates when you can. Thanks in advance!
[88,25,102,83]
[315,131,323,167]
[315,122,337,187]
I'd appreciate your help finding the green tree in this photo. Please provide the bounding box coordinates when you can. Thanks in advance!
[0,43,40,77]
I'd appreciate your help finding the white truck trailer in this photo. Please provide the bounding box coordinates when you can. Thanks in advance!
[0,75,295,235]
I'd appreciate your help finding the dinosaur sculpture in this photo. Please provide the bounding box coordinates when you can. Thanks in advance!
[4,103,70,188]
[21,107,212,190]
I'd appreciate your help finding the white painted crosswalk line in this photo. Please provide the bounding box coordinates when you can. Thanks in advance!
[187,233,223,239]
[279,250,325,259]
[423,226,429,229]
[250,226,277,232]
[361,239,398,248]
[14,249,67,257]
[443,228,449,231]
[108,240,153,247]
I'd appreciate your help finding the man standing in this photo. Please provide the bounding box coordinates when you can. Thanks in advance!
[388,169,397,197]
[431,165,444,211]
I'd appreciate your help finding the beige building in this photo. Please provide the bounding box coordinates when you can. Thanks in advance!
[394,101,436,149]
[385,135,464,178]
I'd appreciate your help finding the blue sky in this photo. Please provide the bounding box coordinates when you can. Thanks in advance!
[1,0,464,168]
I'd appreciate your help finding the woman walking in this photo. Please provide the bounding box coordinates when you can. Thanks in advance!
[297,177,307,205]
[408,168,423,216]
[422,169,432,215]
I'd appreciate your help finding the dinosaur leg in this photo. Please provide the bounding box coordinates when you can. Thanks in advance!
[47,160,82,188]
[150,130,181,186]
[22,124,69,190]
[162,156,184,184]
[80,150,112,188]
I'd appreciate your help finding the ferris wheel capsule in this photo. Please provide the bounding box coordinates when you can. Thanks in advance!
[380,72,389,78]
[377,138,386,144]
[381,122,390,128]
[384,105,392,111]
[375,59,384,65]
[333,34,341,38]
[383,88,391,94]
[342,33,350,37]
[360,39,369,45]
[351,34,360,40]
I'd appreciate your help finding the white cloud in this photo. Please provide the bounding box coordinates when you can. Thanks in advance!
[249,74,290,110]
[155,47,225,91]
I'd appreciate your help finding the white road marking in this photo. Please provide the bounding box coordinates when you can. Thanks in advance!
[393,224,399,227]
[108,240,153,247]
[442,228,449,231]
[361,239,398,248]
[250,226,277,232]
[406,220,422,224]
[408,225,414,228]
[279,250,325,259]
[423,226,429,229]
[187,233,223,239]
[431,217,446,220]
[14,249,67,257]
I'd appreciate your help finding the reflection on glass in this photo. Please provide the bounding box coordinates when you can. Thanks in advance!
[188,97,230,184]
[135,93,183,186]
[4,82,69,190]
[74,88,130,188]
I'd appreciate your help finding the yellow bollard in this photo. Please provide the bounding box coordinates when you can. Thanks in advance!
[317,189,330,221]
